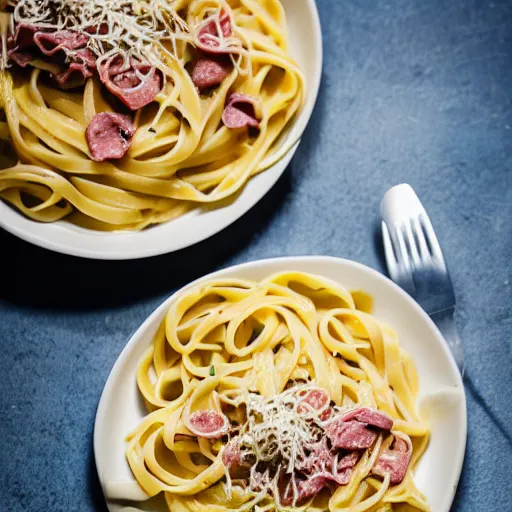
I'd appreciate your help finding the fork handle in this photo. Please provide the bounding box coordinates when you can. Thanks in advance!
[430,308,465,376]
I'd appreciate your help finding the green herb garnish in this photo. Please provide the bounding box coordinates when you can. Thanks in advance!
[209,365,215,376]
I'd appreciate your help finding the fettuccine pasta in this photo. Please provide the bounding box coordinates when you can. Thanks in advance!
[0,0,304,230]
[127,271,430,511]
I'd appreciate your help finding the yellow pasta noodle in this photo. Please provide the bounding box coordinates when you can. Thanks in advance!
[127,271,430,511]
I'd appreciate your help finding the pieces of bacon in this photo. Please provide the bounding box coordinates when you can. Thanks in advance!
[9,23,38,50]
[299,438,333,473]
[196,11,234,54]
[85,112,135,162]
[297,387,332,421]
[219,400,407,508]
[33,30,89,56]
[8,24,96,88]
[280,474,333,507]
[280,449,358,506]
[372,435,413,484]
[341,407,394,431]
[7,24,162,108]
[8,51,32,67]
[297,438,360,490]
[222,439,242,468]
[222,93,261,129]
[325,407,394,450]
[221,439,255,478]
[297,388,329,412]
[186,410,229,439]
[325,419,379,450]
[99,56,162,110]
[55,63,93,86]
[190,56,231,90]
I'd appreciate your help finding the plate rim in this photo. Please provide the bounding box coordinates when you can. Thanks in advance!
[0,0,323,260]
[94,255,467,511]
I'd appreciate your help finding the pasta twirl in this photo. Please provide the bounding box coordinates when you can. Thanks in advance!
[127,271,430,511]
[0,0,304,230]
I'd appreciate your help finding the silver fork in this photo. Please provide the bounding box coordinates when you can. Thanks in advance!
[381,184,464,374]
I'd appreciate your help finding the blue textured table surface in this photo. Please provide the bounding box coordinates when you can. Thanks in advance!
[1,0,511,510]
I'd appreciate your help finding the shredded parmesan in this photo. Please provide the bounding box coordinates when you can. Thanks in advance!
[6,1,253,83]
[13,0,192,74]
[224,383,329,507]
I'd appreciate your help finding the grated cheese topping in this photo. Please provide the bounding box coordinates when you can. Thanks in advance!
[7,1,251,83]
[12,0,192,74]
[224,383,330,508]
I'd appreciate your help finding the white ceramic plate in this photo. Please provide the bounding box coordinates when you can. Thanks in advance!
[94,256,467,512]
[0,0,322,260]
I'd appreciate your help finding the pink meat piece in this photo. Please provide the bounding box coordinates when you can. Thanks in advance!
[8,50,32,67]
[221,440,241,468]
[10,23,38,50]
[311,462,357,487]
[298,476,332,501]
[84,24,109,35]
[299,438,333,473]
[102,56,131,77]
[73,48,96,67]
[8,24,97,88]
[222,93,260,129]
[277,434,364,506]
[55,62,94,86]
[298,438,358,488]
[297,388,332,420]
[222,440,254,478]
[187,410,229,439]
[54,49,96,87]
[320,407,333,421]
[372,436,412,484]
[33,30,89,56]
[302,443,359,486]
[312,467,351,487]
[99,56,162,110]
[297,388,329,412]
[112,69,140,89]
[190,56,230,89]
[328,451,360,485]
[325,419,378,450]
[85,112,135,162]
[342,407,394,431]
[7,24,38,65]
[330,467,353,486]
[338,451,360,471]
[280,474,332,507]
[196,11,233,54]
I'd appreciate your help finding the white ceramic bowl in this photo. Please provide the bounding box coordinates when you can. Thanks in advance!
[0,0,322,260]
[94,256,467,512]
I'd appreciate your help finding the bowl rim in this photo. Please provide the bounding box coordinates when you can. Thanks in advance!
[0,0,323,260]
[94,255,467,511]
